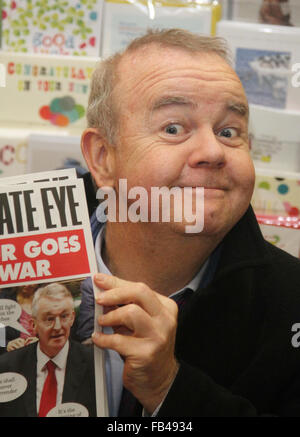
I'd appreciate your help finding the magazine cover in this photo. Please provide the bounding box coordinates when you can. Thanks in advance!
[0,170,108,417]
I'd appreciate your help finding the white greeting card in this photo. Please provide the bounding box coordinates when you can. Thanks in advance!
[217,20,300,111]
[249,104,300,172]
[0,128,28,178]
[232,0,300,27]
[252,167,300,216]
[101,0,220,58]
[0,127,68,178]
[0,52,98,132]
[27,133,86,174]
[2,0,104,56]
[257,215,300,258]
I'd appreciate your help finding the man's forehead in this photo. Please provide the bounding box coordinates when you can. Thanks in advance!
[118,43,232,75]
[38,297,72,311]
[115,45,247,118]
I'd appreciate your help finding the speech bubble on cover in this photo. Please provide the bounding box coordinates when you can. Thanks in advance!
[0,299,30,335]
[47,403,89,417]
[0,372,27,402]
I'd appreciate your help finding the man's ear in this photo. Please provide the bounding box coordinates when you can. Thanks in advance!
[81,128,116,188]
[30,318,38,337]
[70,310,75,327]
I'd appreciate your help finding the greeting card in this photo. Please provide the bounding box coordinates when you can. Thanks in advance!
[2,0,104,56]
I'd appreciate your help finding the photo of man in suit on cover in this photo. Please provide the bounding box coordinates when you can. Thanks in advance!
[0,282,96,417]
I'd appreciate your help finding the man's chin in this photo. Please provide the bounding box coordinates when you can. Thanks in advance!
[51,335,66,345]
[44,337,66,357]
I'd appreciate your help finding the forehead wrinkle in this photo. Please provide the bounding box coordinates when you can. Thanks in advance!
[151,96,197,112]
[116,53,247,119]
[127,68,239,97]
[118,46,238,90]
[118,54,237,91]
[139,72,241,100]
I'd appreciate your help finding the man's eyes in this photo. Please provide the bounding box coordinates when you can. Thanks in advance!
[45,313,69,322]
[217,127,238,138]
[164,123,185,135]
[161,124,239,140]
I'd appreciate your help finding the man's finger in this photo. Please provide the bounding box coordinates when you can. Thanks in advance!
[92,330,140,357]
[98,303,154,337]
[94,274,167,317]
[94,273,130,290]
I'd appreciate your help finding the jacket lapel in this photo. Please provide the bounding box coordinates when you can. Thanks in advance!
[62,341,86,403]
[23,343,38,417]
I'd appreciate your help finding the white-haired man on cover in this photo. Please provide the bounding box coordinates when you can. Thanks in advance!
[80,28,300,417]
[0,283,96,417]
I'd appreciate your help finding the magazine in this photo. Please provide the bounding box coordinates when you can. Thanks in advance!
[0,169,108,417]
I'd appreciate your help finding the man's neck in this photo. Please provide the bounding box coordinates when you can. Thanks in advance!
[102,222,223,296]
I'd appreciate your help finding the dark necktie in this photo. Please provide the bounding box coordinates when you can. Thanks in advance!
[38,360,57,417]
[117,288,193,417]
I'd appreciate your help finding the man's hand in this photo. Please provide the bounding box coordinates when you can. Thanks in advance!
[92,273,179,414]
[7,337,26,351]
[24,336,39,346]
[7,336,38,352]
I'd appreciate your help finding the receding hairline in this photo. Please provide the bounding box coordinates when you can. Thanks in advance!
[112,41,235,108]
[124,29,231,62]
[31,282,74,318]
[114,36,232,82]
[113,45,247,121]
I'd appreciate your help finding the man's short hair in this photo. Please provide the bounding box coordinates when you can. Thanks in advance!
[86,28,232,145]
[32,282,74,318]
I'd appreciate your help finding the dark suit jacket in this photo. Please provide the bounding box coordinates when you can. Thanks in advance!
[157,207,300,416]
[75,204,300,416]
[0,340,97,417]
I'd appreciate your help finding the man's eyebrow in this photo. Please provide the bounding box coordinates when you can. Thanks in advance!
[227,101,249,118]
[152,96,196,111]
[151,96,249,117]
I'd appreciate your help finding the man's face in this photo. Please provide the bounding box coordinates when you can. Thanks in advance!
[20,284,38,297]
[110,45,255,238]
[32,297,75,358]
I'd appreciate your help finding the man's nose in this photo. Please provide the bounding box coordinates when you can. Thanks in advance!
[187,126,226,169]
[53,316,62,330]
